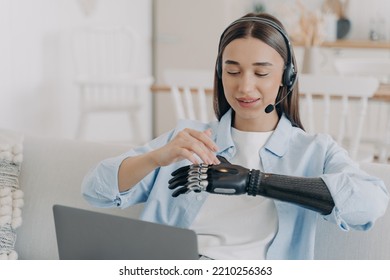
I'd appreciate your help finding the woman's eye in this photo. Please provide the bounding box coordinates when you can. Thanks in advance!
[255,73,269,77]
[226,71,239,75]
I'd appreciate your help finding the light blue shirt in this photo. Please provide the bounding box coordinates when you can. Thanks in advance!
[82,110,389,259]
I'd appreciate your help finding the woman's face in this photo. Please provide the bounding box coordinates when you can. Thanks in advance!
[221,37,285,131]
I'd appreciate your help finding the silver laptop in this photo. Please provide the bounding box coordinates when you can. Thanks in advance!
[53,204,199,260]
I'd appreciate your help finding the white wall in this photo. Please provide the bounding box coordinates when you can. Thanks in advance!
[0,0,152,142]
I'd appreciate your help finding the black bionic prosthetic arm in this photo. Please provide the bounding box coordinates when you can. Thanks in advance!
[168,157,335,215]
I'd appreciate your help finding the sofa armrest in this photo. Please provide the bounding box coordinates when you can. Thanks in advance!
[314,162,390,259]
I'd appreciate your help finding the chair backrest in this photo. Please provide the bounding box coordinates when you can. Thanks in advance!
[163,69,215,123]
[299,74,379,160]
[72,26,138,81]
[333,58,390,162]
[71,26,153,112]
[334,58,390,83]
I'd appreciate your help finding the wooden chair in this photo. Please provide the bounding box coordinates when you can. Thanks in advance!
[72,26,153,144]
[333,58,390,162]
[163,69,215,123]
[299,74,379,161]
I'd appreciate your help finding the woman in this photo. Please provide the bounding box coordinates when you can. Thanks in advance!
[82,13,388,259]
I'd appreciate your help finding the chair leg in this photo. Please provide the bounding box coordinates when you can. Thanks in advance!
[378,111,390,163]
[75,112,88,140]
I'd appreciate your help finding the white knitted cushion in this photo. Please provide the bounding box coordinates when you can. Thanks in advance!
[0,129,24,260]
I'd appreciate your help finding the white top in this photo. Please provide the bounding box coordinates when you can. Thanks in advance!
[190,128,279,259]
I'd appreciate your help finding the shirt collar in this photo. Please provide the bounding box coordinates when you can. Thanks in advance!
[264,114,293,157]
[214,109,293,158]
[214,109,235,154]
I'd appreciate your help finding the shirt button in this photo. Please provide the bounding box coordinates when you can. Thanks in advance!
[196,195,203,201]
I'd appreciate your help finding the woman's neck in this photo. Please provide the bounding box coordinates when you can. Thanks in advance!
[233,112,279,132]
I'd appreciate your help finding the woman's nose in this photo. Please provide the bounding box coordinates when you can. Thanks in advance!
[238,73,255,94]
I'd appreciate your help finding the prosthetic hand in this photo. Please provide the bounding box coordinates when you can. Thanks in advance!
[168,156,335,215]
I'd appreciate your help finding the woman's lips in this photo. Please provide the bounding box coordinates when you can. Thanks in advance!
[236,97,261,108]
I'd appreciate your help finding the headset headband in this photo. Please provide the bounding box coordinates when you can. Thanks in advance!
[219,16,293,66]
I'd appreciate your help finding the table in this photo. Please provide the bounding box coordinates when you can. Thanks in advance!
[371,83,390,101]
[151,83,390,101]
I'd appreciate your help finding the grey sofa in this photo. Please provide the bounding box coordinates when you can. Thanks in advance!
[14,135,390,259]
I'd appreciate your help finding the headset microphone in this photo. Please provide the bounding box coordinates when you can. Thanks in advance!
[264,82,296,114]
[265,104,275,114]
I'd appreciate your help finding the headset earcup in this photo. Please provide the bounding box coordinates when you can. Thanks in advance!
[283,63,296,90]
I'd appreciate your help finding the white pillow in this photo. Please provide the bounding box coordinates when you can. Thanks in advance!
[0,129,24,260]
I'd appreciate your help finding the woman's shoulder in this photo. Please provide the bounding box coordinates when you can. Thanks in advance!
[291,126,336,148]
[175,118,217,131]
[278,115,335,148]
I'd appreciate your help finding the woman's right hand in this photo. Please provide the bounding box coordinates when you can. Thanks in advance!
[150,128,220,167]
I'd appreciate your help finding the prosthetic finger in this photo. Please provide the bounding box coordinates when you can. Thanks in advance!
[172,181,208,197]
[171,165,190,176]
[171,180,209,197]
[168,171,188,185]
[168,176,189,190]
[172,186,191,197]
[216,155,230,164]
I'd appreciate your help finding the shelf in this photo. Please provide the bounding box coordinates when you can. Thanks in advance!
[293,40,390,49]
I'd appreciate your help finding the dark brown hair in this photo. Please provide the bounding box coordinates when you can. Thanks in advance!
[213,13,304,130]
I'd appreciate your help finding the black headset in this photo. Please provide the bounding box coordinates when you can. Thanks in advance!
[216,16,297,93]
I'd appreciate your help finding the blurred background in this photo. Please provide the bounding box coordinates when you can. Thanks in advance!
[1,0,389,144]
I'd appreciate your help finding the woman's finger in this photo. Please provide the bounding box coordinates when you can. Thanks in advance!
[188,128,219,152]
[160,128,220,166]
[184,129,220,164]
